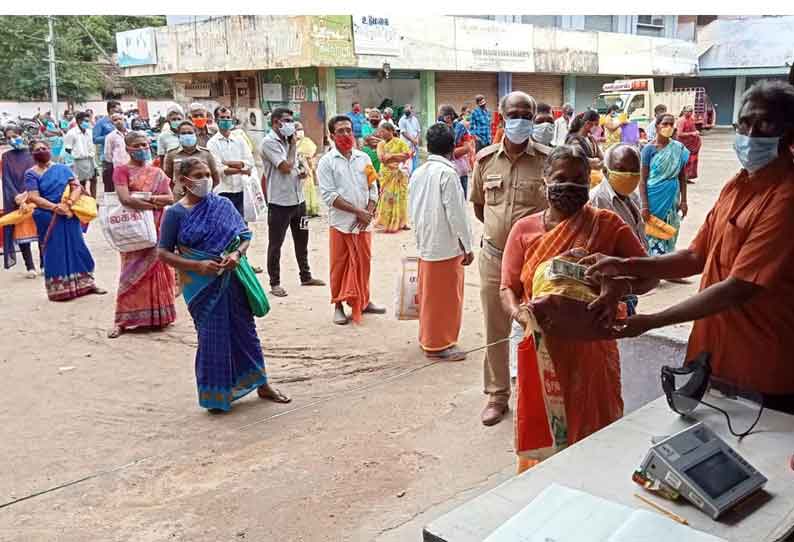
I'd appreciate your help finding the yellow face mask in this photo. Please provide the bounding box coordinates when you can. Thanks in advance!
[658,125,675,138]
[607,169,641,196]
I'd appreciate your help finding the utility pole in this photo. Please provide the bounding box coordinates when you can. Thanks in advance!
[47,15,59,119]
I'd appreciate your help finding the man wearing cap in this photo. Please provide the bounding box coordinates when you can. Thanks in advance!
[157,104,184,166]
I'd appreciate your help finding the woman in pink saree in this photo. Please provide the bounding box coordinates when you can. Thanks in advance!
[108,131,176,338]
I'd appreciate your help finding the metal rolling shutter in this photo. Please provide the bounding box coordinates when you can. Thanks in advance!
[511,74,563,107]
[435,71,498,115]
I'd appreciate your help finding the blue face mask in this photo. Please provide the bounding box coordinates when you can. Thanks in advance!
[9,137,26,150]
[129,148,152,163]
[80,121,91,130]
[504,118,533,144]
[734,134,780,173]
[179,133,197,147]
[217,118,234,131]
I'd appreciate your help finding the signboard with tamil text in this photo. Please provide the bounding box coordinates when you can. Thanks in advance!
[352,15,401,57]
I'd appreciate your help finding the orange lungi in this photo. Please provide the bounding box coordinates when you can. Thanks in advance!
[417,255,465,352]
[329,228,372,323]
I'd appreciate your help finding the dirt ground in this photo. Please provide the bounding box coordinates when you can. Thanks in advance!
[0,131,739,541]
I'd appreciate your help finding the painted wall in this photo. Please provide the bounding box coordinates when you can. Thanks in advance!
[698,17,794,70]
[120,16,699,78]
[574,76,619,111]
[121,16,356,76]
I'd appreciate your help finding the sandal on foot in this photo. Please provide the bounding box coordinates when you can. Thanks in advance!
[334,306,349,325]
[425,347,466,362]
[270,285,288,297]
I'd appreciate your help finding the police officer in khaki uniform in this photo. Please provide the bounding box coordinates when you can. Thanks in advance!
[470,91,550,426]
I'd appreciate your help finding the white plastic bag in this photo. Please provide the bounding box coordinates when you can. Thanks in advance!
[508,319,524,379]
[394,256,420,320]
[99,192,157,253]
[243,174,267,222]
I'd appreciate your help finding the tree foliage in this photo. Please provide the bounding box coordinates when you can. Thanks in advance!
[0,15,170,103]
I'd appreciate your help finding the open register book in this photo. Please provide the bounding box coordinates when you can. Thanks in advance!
[484,484,727,542]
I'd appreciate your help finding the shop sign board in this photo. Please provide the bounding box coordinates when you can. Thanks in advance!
[116,27,158,67]
[353,15,401,57]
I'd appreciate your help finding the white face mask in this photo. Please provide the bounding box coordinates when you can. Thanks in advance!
[504,118,533,144]
[185,176,212,198]
[279,121,296,137]
[296,130,305,139]
[533,122,555,145]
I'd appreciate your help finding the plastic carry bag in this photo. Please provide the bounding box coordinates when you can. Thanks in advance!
[99,192,157,253]
[394,255,419,320]
[243,174,267,222]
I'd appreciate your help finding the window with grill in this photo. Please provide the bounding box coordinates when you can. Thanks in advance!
[637,15,665,27]
[584,16,615,32]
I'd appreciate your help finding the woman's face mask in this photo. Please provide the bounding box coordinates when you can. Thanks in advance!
[128,147,152,163]
[658,125,675,138]
[185,175,212,198]
[9,136,26,150]
[545,178,590,216]
[32,149,51,163]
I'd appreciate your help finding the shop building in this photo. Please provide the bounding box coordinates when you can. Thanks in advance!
[118,15,698,144]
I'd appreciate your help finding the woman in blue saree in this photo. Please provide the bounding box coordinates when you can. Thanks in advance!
[24,139,106,301]
[640,114,690,255]
[158,157,290,412]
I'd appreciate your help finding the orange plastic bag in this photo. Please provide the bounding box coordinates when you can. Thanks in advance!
[515,334,553,454]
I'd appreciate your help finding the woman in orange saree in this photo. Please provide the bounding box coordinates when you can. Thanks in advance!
[108,131,177,338]
[500,145,657,473]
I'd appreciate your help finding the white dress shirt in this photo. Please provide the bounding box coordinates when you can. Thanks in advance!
[64,126,95,159]
[208,131,255,194]
[552,115,571,147]
[408,155,473,261]
[317,148,378,234]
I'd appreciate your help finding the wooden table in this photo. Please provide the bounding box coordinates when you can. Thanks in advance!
[424,395,794,542]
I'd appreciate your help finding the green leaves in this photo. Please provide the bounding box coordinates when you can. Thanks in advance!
[0,15,168,103]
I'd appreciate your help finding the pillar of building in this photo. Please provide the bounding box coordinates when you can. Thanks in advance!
[498,72,512,102]
[664,77,675,92]
[563,75,576,109]
[420,70,436,132]
[733,76,747,123]
[318,67,337,118]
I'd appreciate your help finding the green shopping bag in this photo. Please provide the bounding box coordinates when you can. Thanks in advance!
[226,238,270,317]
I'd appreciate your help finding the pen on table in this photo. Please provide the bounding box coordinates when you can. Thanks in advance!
[634,493,689,526]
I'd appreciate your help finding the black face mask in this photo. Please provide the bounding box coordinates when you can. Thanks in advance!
[546,182,589,216]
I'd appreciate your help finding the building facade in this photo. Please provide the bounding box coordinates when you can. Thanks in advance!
[118,15,699,144]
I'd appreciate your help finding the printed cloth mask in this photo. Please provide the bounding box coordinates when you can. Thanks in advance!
[32,150,51,163]
[504,118,533,144]
[334,134,355,153]
[532,122,555,145]
[658,126,675,138]
[129,148,152,163]
[9,137,26,150]
[545,180,589,216]
[179,134,197,147]
[606,169,641,196]
[734,133,780,173]
[217,119,234,131]
[279,122,296,138]
[185,176,212,198]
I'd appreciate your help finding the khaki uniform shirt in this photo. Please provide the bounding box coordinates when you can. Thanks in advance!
[163,146,221,199]
[470,140,549,252]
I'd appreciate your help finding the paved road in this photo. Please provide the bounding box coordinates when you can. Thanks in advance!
[0,130,739,541]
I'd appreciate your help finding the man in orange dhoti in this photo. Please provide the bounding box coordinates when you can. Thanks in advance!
[317,115,386,325]
[408,123,475,360]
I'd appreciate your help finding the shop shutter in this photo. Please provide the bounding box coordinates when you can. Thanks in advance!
[435,72,498,116]
[511,74,563,107]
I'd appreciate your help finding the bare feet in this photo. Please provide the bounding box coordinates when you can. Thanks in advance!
[107,326,123,339]
[257,384,291,403]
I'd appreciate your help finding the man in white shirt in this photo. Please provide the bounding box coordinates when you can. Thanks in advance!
[408,122,474,360]
[208,106,255,218]
[103,113,130,169]
[552,103,574,146]
[64,111,97,196]
[157,103,184,166]
[398,104,421,173]
[317,114,387,326]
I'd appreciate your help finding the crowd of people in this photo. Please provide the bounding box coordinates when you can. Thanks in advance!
[1,80,792,472]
